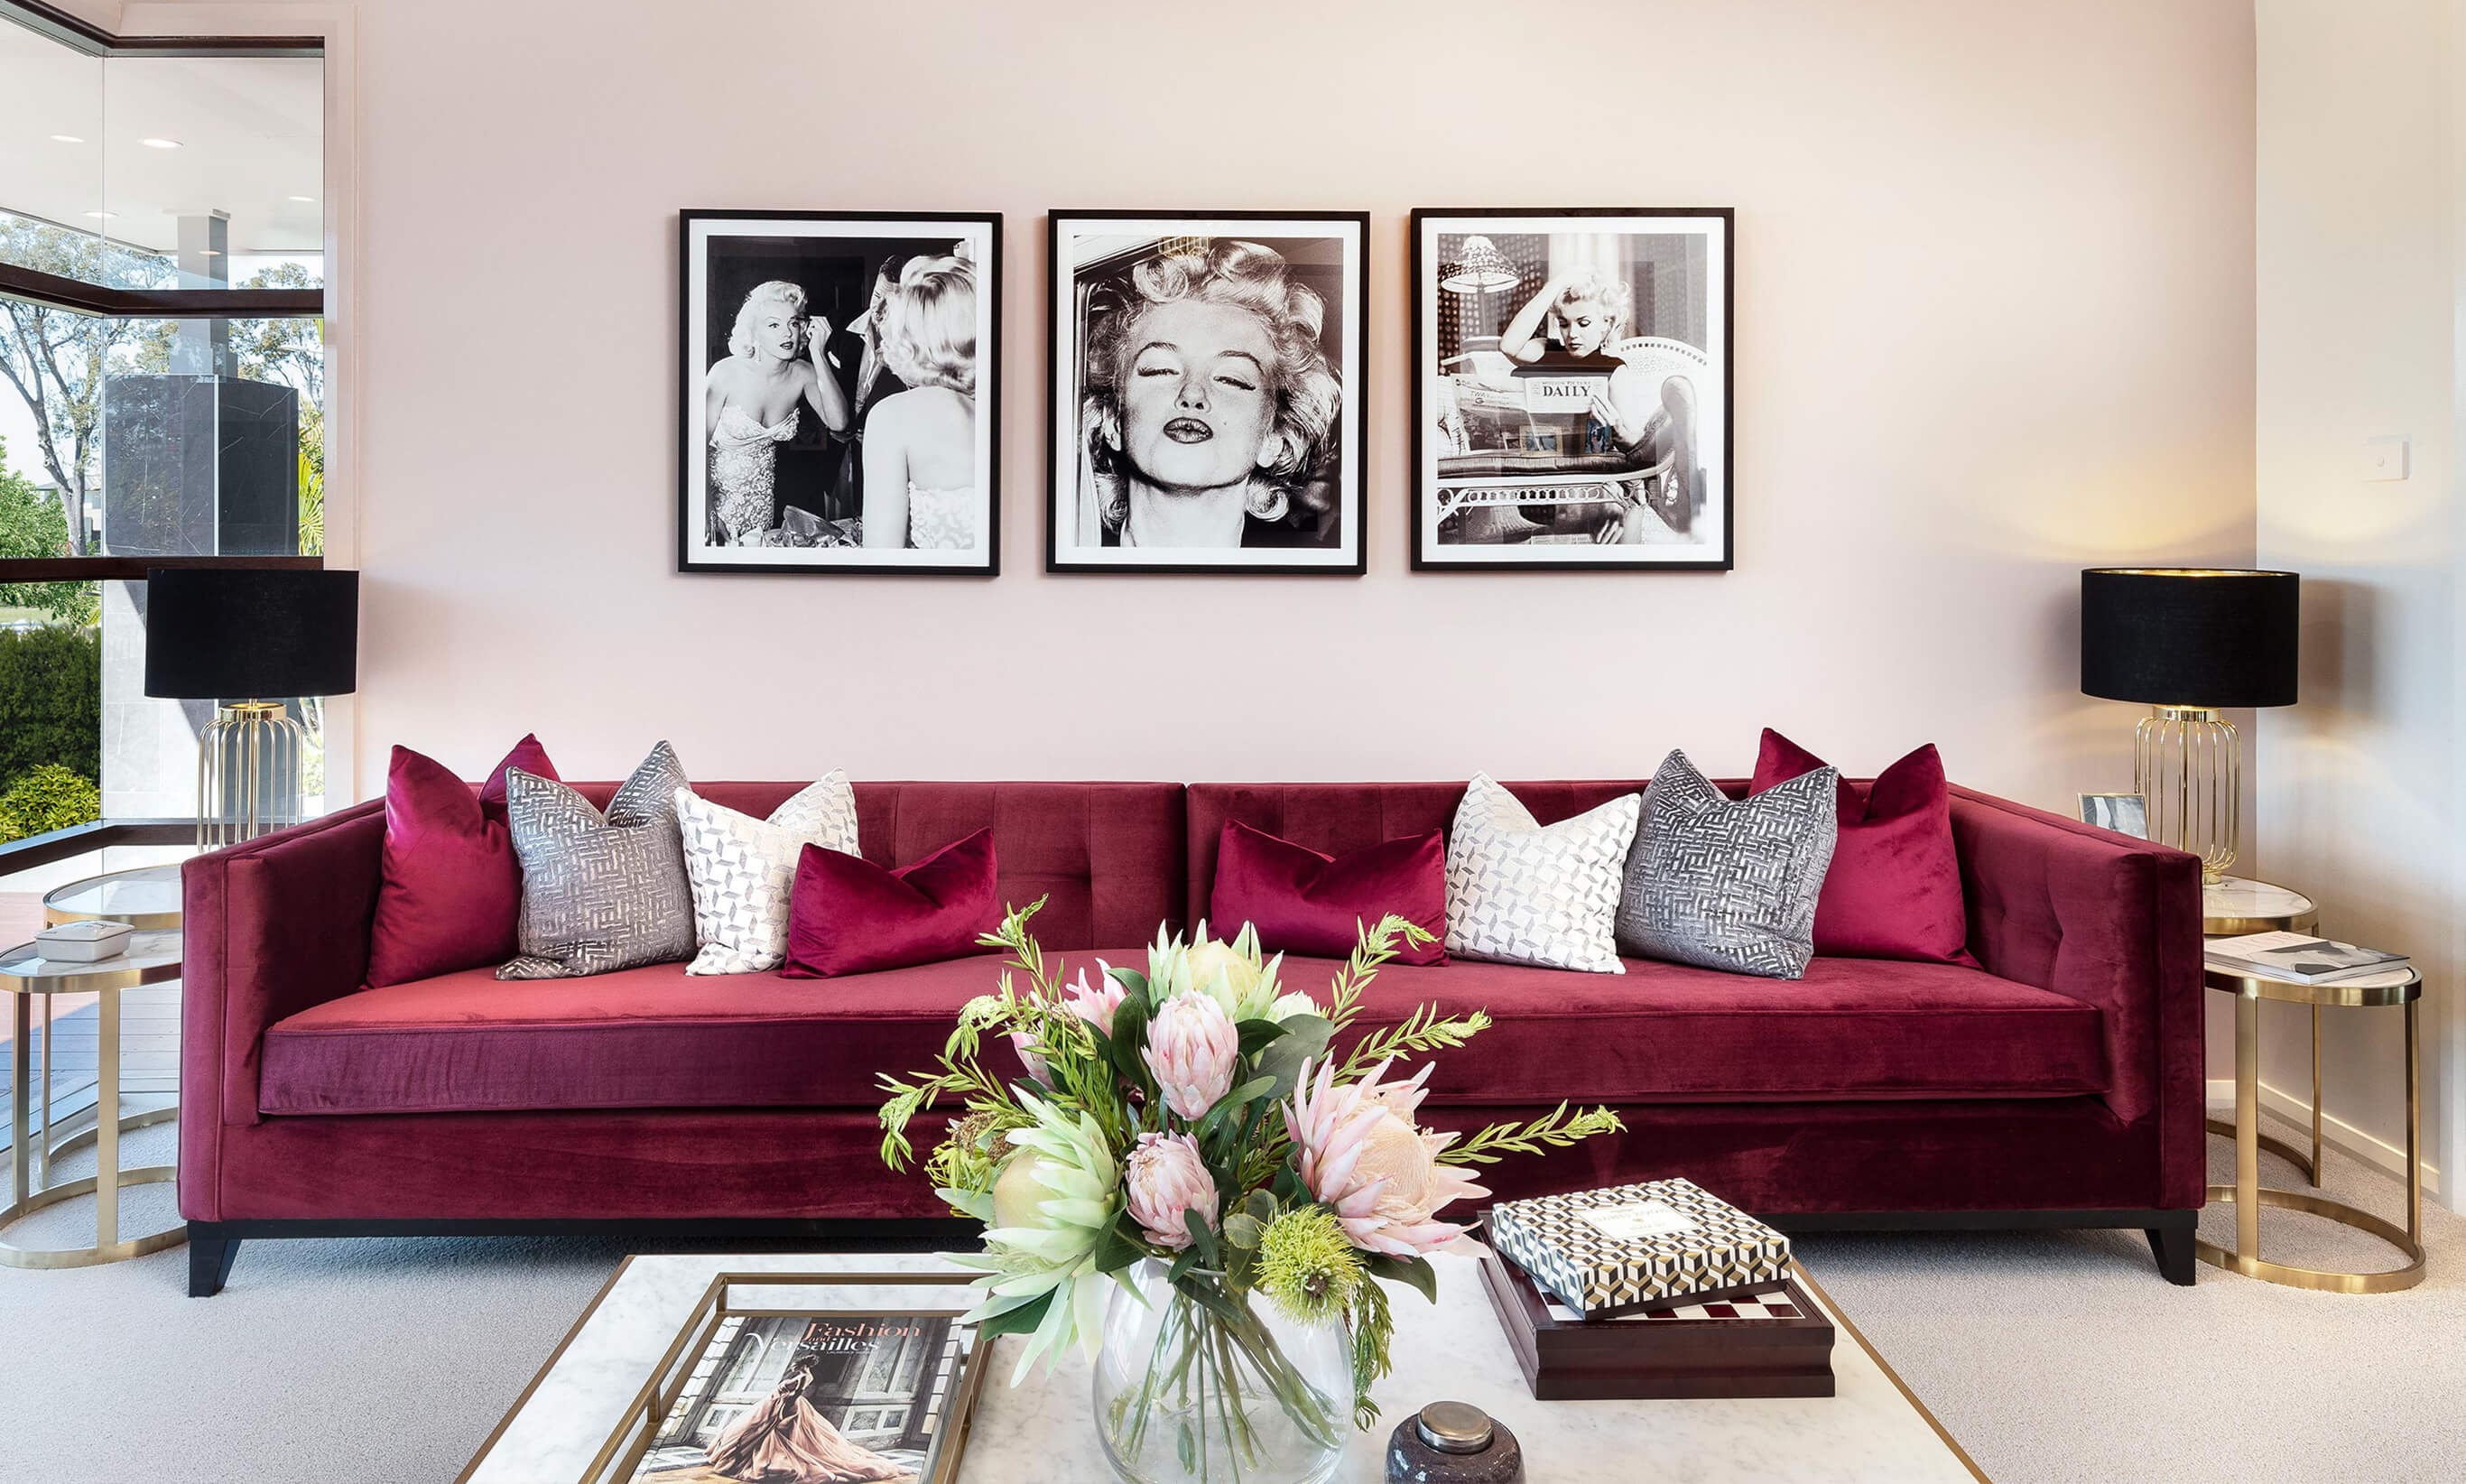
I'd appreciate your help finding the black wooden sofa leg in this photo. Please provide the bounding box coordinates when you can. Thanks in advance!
[187,1224,242,1297]
[2145,1212,2196,1285]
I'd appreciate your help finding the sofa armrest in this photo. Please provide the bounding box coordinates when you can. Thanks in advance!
[1949,785,2204,1205]
[181,801,386,1216]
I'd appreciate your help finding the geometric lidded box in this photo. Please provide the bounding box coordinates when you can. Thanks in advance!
[1488,1177,1792,1320]
[1479,1249,1834,1400]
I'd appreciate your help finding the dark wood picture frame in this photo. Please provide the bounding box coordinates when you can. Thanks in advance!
[1045,209,1369,576]
[1409,207,1735,572]
[678,209,1003,577]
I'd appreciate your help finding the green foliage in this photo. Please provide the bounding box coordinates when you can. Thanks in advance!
[0,624,99,790]
[1438,1101,1627,1165]
[0,437,96,624]
[0,763,98,844]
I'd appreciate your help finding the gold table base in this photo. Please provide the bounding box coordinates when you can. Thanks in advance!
[5,959,188,1269]
[2199,973,2423,1293]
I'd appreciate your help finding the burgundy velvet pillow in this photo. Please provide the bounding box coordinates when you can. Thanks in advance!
[1210,821,1448,965]
[1750,729,1970,965]
[783,829,998,979]
[365,734,560,988]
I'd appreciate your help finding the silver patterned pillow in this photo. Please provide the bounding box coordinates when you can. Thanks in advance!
[1444,774,1641,974]
[1617,749,1839,979]
[498,741,696,979]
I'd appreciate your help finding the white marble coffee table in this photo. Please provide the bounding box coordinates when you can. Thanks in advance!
[459,1251,1984,1484]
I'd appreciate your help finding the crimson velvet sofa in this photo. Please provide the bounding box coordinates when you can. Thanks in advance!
[178,777,2205,1297]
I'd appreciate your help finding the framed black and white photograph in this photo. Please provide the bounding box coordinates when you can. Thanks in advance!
[679,210,1001,575]
[2078,792,2151,839]
[1412,209,1731,570]
[1048,211,1367,574]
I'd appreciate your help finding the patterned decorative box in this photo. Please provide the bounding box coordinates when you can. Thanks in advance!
[1479,1248,1834,1400]
[1486,1178,1791,1320]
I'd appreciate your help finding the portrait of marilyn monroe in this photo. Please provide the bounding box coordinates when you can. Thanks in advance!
[1050,217,1365,572]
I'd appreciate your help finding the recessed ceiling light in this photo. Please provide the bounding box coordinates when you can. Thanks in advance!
[51,134,84,144]
[83,210,116,219]
[287,195,315,203]
[139,137,182,149]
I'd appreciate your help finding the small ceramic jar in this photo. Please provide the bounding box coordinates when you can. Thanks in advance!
[1385,1400,1524,1483]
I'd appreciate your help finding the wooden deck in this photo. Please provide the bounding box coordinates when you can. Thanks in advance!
[0,890,181,1161]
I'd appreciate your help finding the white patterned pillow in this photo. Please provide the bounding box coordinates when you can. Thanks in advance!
[1443,774,1641,973]
[675,774,861,975]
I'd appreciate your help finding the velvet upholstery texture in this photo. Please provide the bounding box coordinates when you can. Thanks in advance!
[783,829,998,978]
[181,775,2207,1229]
[187,1099,2162,1224]
[1208,821,1447,964]
[255,949,2103,1116]
[1751,730,1970,964]
[365,736,557,988]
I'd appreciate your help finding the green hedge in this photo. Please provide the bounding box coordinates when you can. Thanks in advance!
[0,764,99,844]
[0,625,101,792]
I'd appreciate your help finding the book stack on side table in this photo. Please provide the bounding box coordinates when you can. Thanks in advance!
[1480,1177,1835,1399]
[2205,931,2409,984]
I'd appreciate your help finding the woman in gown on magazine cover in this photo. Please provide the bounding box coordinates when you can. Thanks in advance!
[701,1355,910,1484]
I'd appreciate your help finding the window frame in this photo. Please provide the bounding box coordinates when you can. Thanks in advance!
[0,0,341,865]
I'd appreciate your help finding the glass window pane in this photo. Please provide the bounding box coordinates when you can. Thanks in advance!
[93,314,324,559]
[101,53,324,293]
[0,15,107,283]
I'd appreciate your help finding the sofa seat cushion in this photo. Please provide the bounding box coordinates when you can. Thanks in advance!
[258,949,2108,1117]
[259,954,1019,1116]
[1273,953,2108,1106]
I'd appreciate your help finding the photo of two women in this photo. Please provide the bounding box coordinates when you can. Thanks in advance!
[687,218,993,568]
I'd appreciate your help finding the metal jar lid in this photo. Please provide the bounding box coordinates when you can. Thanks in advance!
[1415,1401,1495,1454]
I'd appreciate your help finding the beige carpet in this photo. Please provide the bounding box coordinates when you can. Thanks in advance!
[2,1113,2459,1482]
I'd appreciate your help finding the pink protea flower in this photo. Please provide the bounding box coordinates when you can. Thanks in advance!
[1284,1056,1489,1257]
[1123,1131,1219,1249]
[1063,963,1127,1036]
[1142,992,1238,1120]
[1006,1031,1050,1086]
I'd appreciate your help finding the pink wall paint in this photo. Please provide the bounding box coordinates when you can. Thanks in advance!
[346,0,2255,798]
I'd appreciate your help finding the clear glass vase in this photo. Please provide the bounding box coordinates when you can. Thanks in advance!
[1092,1258,1351,1484]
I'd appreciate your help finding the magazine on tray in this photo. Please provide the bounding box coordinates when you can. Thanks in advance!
[2205,931,2408,985]
[631,1311,978,1484]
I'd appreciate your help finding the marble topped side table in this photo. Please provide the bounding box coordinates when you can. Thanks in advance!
[2200,876,2325,1184]
[2199,962,2424,1293]
[0,909,186,1268]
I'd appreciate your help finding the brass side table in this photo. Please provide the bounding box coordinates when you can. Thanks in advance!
[2198,961,2424,1292]
[0,931,187,1268]
[2201,876,2325,1182]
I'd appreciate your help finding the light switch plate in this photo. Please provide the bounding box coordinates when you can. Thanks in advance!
[2363,435,2409,481]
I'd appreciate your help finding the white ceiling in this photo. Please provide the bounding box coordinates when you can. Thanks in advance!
[0,18,322,269]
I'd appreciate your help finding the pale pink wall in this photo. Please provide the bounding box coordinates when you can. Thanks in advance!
[345,0,2256,795]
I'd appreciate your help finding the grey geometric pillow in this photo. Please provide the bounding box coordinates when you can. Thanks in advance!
[498,741,697,979]
[1616,749,1839,979]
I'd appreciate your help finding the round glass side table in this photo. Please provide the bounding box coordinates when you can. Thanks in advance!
[0,932,187,1268]
[2198,962,2424,1293]
[2201,876,2324,1183]
[43,863,183,931]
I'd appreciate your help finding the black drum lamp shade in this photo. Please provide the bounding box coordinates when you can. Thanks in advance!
[143,569,359,700]
[2080,569,2298,709]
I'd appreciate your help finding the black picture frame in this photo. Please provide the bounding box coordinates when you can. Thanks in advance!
[1046,209,1369,576]
[678,209,1003,576]
[1409,208,1735,572]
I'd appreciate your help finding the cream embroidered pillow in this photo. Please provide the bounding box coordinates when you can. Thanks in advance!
[674,774,861,975]
[1443,774,1641,973]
